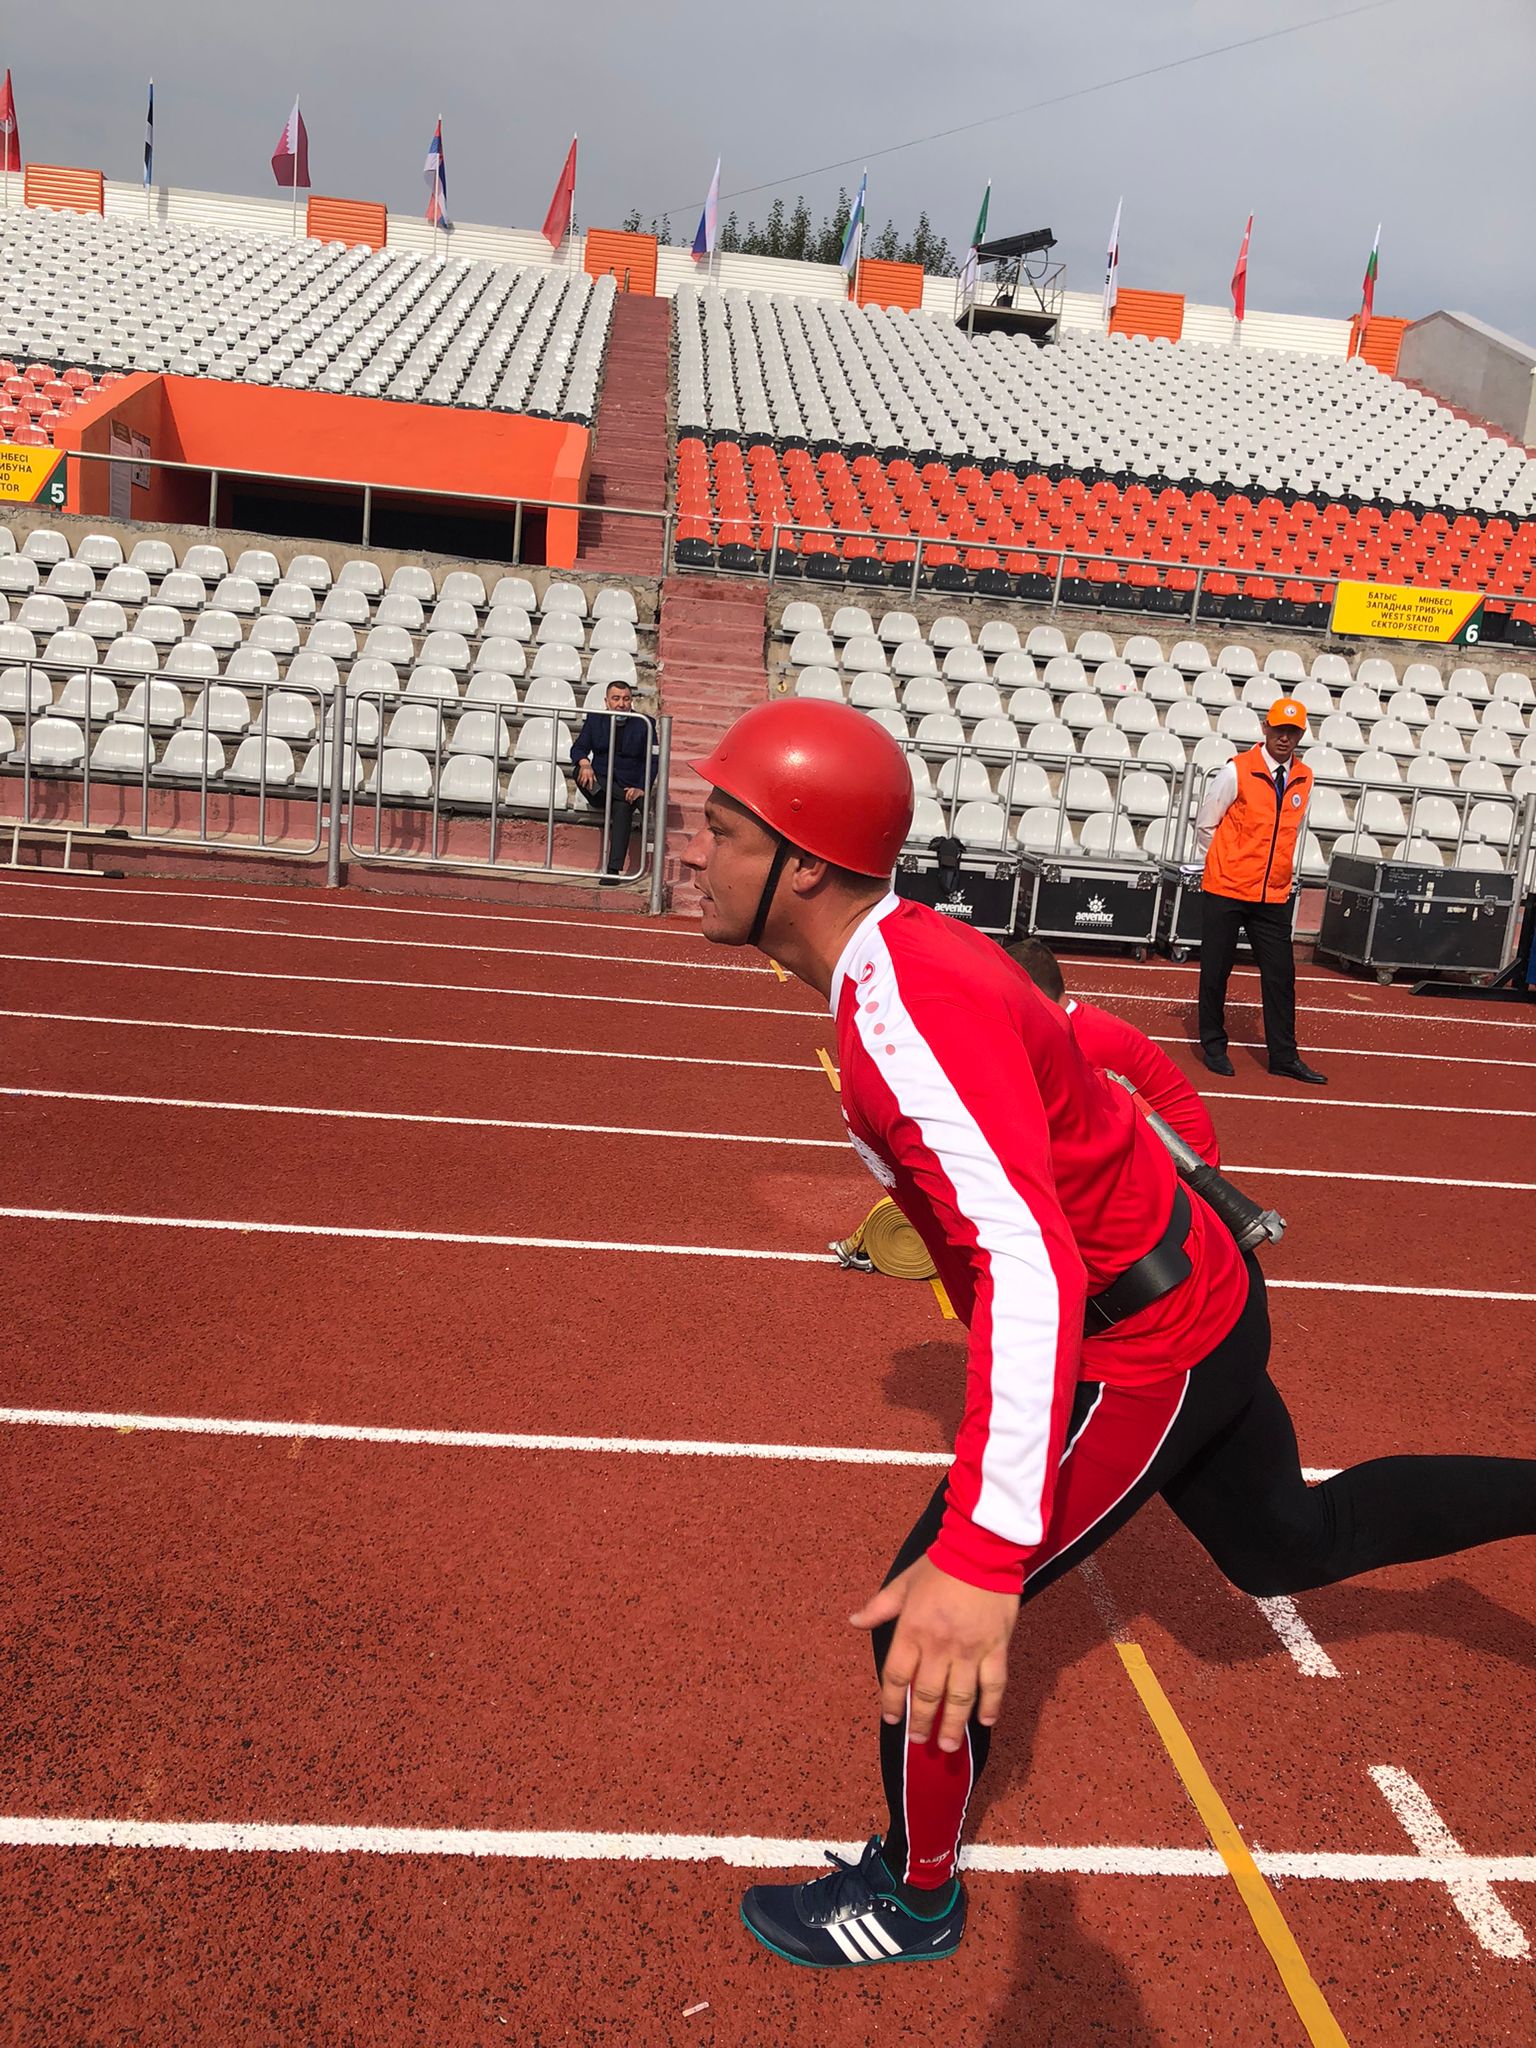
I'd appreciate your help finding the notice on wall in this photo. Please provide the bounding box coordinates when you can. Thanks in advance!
[109,422,134,521]
[131,429,151,492]
[1329,580,1485,645]
[0,445,66,505]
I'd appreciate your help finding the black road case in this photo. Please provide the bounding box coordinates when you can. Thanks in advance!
[1154,863,1206,961]
[1315,854,1516,981]
[895,852,1022,936]
[1020,855,1161,955]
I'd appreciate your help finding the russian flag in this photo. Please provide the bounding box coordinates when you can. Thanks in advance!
[691,157,720,263]
[424,118,449,229]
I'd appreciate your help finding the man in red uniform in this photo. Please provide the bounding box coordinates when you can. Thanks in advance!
[682,700,1536,1970]
[1007,937,1221,1165]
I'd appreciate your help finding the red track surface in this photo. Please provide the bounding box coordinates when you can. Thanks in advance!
[0,869,1533,2046]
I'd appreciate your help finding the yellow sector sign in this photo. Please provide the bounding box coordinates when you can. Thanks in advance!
[1329,579,1484,645]
[0,445,66,505]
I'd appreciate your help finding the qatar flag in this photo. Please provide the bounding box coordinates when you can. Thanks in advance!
[271,98,310,192]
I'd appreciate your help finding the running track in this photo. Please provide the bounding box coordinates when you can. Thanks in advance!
[0,870,1532,2047]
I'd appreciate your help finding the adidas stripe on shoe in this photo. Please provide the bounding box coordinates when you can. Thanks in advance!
[740,1837,967,1969]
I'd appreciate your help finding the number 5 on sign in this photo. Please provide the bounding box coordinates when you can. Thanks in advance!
[0,447,66,505]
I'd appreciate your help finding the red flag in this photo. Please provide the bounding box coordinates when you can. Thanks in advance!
[541,136,577,248]
[271,97,310,192]
[1231,213,1253,324]
[0,70,20,175]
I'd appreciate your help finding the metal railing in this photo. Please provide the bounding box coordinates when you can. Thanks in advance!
[344,695,667,900]
[2,658,328,858]
[1,659,675,907]
[43,444,673,568]
[754,517,1534,638]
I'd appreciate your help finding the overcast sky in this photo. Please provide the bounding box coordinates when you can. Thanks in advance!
[14,0,1535,340]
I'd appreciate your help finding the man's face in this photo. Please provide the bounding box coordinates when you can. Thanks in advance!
[605,685,634,715]
[1266,722,1303,763]
[681,792,781,947]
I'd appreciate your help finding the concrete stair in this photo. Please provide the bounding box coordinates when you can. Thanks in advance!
[577,294,671,577]
[656,575,768,913]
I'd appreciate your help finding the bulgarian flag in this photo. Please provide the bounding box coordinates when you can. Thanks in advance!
[1358,223,1381,346]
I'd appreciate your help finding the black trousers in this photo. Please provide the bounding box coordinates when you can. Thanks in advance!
[873,1256,1536,1887]
[579,775,638,874]
[1198,889,1299,1066]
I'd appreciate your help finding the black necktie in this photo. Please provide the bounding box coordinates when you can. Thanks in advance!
[1274,762,1286,799]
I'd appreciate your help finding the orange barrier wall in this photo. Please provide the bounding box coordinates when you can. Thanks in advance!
[24,163,105,213]
[1109,289,1185,343]
[584,228,657,295]
[1351,314,1410,375]
[853,259,925,311]
[56,378,591,564]
[307,195,388,249]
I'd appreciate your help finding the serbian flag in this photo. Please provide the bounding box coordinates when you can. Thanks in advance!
[271,97,310,192]
[424,118,449,228]
[1359,223,1381,335]
[691,157,720,263]
[0,70,19,174]
[542,136,577,248]
[1231,213,1253,323]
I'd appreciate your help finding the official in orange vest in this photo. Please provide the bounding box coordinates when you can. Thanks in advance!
[1194,698,1328,1086]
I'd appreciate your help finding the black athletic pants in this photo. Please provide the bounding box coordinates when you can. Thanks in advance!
[579,774,638,875]
[1198,890,1299,1066]
[872,1257,1536,1888]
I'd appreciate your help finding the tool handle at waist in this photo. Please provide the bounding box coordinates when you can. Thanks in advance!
[1105,1073,1286,1254]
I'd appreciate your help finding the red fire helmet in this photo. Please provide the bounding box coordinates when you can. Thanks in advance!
[693,698,914,878]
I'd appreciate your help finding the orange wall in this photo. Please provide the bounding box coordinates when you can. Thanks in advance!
[853,259,925,311]
[53,376,591,566]
[307,195,388,249]
[54,374,206,525]
[24,163,104,213]
[585,228,657,295]
[1109,289,1185,343]
[1352,314,1410,375]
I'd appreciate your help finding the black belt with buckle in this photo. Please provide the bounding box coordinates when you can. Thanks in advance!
[1084,1184,1193,1334]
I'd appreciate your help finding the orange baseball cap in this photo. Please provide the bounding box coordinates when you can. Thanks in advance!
[1266,698,1307,729]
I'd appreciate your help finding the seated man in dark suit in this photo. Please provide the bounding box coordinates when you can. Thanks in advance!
[568,681,657,879]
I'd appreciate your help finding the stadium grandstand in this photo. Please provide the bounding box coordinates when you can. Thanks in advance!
[2,156,1532,922]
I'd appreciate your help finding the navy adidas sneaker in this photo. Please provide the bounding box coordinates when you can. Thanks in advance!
[740,1837,966,1968]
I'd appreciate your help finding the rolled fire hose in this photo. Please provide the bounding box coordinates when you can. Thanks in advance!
[831,1197,937,1280]
[1106,1071,1286,1253]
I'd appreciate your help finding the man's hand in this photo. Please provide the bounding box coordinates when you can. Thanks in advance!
[623,785,643,803]
[577,762,596,793]
[850,1556,1019,1753]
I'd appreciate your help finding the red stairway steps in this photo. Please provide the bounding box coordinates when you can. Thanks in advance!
[577,295,672,577]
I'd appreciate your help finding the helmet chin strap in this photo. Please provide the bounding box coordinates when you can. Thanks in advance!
[747,834,797,950]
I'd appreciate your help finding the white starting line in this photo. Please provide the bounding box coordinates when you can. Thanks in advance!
[1,1814,1530,1903]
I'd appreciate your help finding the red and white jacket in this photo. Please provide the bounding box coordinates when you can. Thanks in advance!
[832,896,1248,1592]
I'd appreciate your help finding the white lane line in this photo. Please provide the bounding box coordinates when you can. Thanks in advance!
[0,1087,847,1152]
[1370,1766,1531,1959]
[0,909,772,979]
[1149,1033,1536,1071]
[0,954,796,1019]
[2,1815,1532,1885]
[0,1405,1342,1484]
[1252,1597,1340,1679]
[0,874,714,944]
[1226,1164,1536,1194]
[0,1009,818,1076]
[1073,987,1536,1033]
[0,1208,830,1262]
[1,1210,1526,1300]
[1199,1092,1536,1119]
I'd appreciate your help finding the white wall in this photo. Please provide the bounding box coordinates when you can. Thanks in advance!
[1,174,1365,360]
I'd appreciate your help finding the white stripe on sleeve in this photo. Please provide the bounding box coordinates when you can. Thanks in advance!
[850,931,1064,1550]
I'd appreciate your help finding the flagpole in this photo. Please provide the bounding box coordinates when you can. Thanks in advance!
[434,111,442,261]
[291,95,300,239]
[145,79,152,225]
[568,133,578,277]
